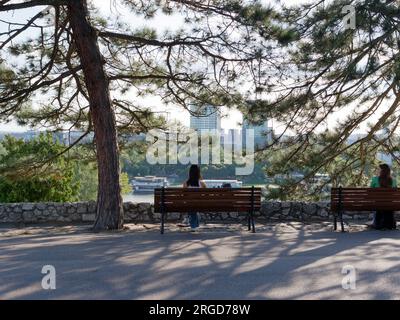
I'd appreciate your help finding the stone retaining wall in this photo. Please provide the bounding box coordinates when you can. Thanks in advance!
[0,201,383,224]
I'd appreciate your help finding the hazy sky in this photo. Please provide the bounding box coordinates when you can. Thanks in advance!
[0,0,389,134]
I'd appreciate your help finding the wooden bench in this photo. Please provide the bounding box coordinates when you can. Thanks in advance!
[154,187,262,234]
[331,187,400,232]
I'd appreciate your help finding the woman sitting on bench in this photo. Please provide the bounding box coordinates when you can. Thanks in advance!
[183,164,207,231]
[370,163,397,230]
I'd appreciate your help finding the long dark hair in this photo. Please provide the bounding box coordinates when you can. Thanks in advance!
[379,163,393,188]
[187,164,202,187]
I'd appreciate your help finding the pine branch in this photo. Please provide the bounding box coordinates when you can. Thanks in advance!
[0,0,65,11]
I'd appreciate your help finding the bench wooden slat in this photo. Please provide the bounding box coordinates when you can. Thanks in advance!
[155,206,261,213]
[332,203,400,211]
[155,196,261,203]
[331,188,400,194]
[154,193,262,198]
[332,200,400,203]
[332,192,400,194]
[154,195,261,200]
[154,199,261,205]
[154,188,261,192]
[331,187,400,190]
[332,197,400,201]
[331,193,400,196]
[155,197,261,203]
[154,191,262,194]
[155,203,261,212]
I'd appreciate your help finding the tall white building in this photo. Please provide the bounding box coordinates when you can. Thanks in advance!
[189,105,221,131]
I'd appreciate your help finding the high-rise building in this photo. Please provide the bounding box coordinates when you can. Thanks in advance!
[189,105,221,132]
[242,119,272,150]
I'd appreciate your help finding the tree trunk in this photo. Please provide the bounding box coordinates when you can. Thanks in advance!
[67,0,124,231]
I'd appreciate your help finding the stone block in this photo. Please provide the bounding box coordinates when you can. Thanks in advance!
[77,205,87,214]
[22,203,34,211]
[303,203,317,216]
[82,214,95,222]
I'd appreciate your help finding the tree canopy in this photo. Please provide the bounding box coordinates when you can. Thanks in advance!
[0,133,78,202]
[0,0,285,133]
[0,0,285,229]
[248,0,400,196]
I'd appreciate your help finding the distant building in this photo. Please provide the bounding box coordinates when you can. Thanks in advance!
[221,128,243,148]
[0,130,94,145]
[24,130,41,141]
[242,119,272,150]
[123,133,146,143]
[190,105,221,132]
[58,131,94,145]
[0,131,29,141]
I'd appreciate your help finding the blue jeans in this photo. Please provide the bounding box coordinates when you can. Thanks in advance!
[188,212,199,229]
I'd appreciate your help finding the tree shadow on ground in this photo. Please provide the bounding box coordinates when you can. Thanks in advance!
[0,222,399,299]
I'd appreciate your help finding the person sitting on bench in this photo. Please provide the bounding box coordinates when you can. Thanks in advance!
[370,163,397,230]
[182,165,207,231]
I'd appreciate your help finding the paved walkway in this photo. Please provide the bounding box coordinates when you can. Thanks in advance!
[1,222,400,299]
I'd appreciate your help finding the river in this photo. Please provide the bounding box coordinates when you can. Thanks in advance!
[123,185,267,204]
[123,193,154,203]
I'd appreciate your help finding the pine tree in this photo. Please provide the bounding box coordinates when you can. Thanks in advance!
[250,0,400,197]
[0,0,282,229]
